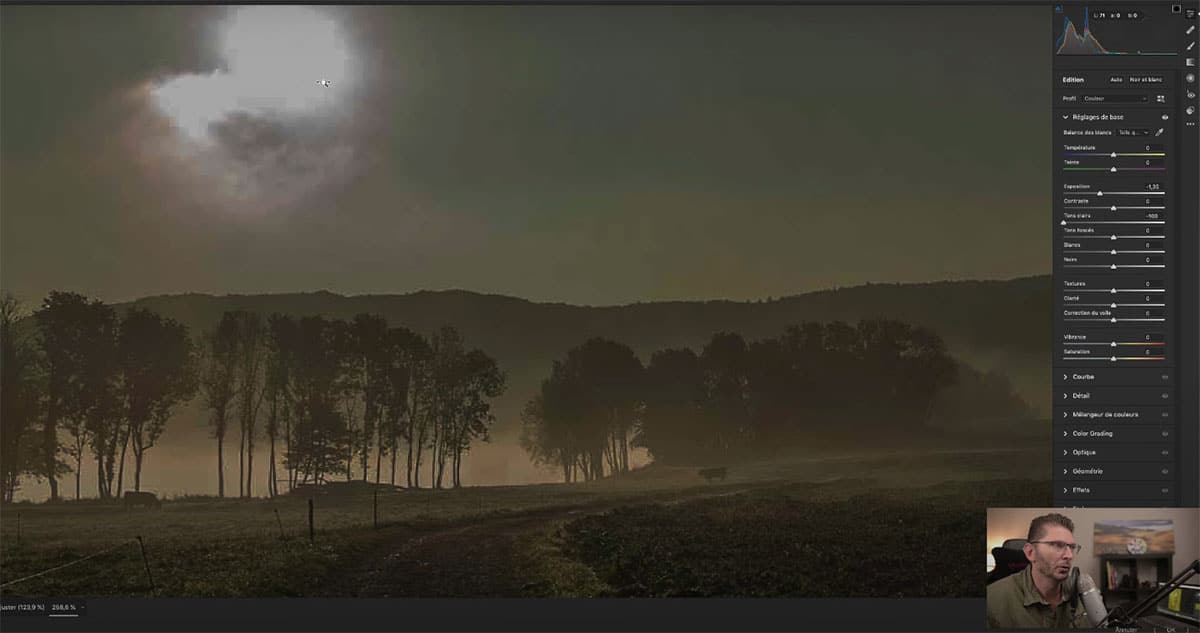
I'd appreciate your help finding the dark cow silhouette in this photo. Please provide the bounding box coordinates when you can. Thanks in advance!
[123,491,161,508]
[698,466,727,482]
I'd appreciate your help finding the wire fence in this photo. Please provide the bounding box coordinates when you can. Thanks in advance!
[0,538,136,590]
[0,484,589,593]
[1,500,328,592]
[0,517,302,594]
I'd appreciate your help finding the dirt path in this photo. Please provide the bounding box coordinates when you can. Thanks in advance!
[322,485,767,597]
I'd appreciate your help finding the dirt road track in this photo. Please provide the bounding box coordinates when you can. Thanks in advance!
[322,485,768,597]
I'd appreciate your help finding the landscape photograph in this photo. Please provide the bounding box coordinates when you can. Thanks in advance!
[1094,519,1176,556]
[1,5,1051,598]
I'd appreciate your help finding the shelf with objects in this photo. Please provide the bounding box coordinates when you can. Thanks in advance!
[1098,554,1173,608]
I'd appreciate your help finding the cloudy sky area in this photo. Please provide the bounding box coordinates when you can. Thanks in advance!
[1,5,1049,306]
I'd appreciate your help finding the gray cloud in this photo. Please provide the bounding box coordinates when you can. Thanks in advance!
[3,4,1048,306]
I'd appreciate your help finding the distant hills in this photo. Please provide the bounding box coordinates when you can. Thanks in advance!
[121,274,1052,435]
[123,276,1051,357]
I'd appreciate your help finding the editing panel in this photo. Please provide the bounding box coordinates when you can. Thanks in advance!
[1053,3,1199,507]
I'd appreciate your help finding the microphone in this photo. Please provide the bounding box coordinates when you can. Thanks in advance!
[1074,567,1109,628]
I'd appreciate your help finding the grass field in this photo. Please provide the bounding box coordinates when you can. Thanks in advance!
[555,478,1050,597]
[0,446,1050,598]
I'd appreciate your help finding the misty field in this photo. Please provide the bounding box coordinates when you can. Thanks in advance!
[0,448,1050,598]
[559,479,1048,597]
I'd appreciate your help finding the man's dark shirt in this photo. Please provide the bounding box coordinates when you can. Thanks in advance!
[987,565,1093,629]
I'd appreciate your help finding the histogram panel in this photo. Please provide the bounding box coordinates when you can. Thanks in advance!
[1056,6,1177,56]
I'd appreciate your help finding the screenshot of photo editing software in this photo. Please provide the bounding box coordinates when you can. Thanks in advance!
[0,1,1198,632]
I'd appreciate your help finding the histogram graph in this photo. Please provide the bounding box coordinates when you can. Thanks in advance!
[1055,6,1177,56]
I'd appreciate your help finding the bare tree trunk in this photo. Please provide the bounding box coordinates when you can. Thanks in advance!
[625,431,631,472]
[624,431,633,472]
[430,420,439,488]
[116,421,132,497]
[238,423,245,498]
[246,385,265,498]
[361,407,371,483]
[435,418,449,490]
[285,412,293,492]
[268,430,277,498]
[374,445,383,485]
[134,441,145,492]
[407,423,415,488]
[45,396,61,501]
[390,438,397,486]
[374,418,383,484]
[96,449,104,499]
[412,410,424,489]
[217,432,225,498]
[246,431,254,498]
[430,442,437,489]
[452,421,468,488]
[102,429,118,499]
[611,430,617,473]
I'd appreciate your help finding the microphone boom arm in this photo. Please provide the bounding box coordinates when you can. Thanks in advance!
[1098,559,1200,629]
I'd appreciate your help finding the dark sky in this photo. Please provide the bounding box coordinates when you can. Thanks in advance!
[1,5,1050,307]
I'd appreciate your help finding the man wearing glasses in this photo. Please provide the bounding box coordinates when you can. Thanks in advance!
[987,513,1093,629]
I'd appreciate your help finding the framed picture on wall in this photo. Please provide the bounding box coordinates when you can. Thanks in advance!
[1095,519,1176,555]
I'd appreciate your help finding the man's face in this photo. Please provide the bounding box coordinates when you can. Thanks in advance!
[1027,525,1077,582]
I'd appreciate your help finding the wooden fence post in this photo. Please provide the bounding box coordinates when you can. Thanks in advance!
[308,498,315,544]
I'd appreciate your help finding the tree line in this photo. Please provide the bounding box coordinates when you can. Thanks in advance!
[200,311,504,496]
[520,319,1034,480]
[0,291,505,502]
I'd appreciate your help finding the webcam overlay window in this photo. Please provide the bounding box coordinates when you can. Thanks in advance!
[0,2,1196,632]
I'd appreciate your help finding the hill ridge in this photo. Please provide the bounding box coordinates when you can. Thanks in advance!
[122,274,1050,310]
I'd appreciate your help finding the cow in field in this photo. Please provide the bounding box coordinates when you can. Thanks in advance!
[698,466,727,482]
[123,491,161,508]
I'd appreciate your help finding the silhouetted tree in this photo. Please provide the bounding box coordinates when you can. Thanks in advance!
[519,394,558,479]
[521,338,642,482]
[286,316,351,484]
[35,292,119,500]
[578,338,643,476]
[428,327,464,489]
[200,313,240,497]
[116,308,196,495]
[232,312,266,497]
[408,345,434,489]
[634,348,704,464]
[380,326,423,487]
[264,314,296,497]
[699,332,749,459]
[448,348,505,487]
[395,329,431,488]
[1,293,43,502]
[32,292,83,501]
[351,314,388,483]
[528,321,965,471]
